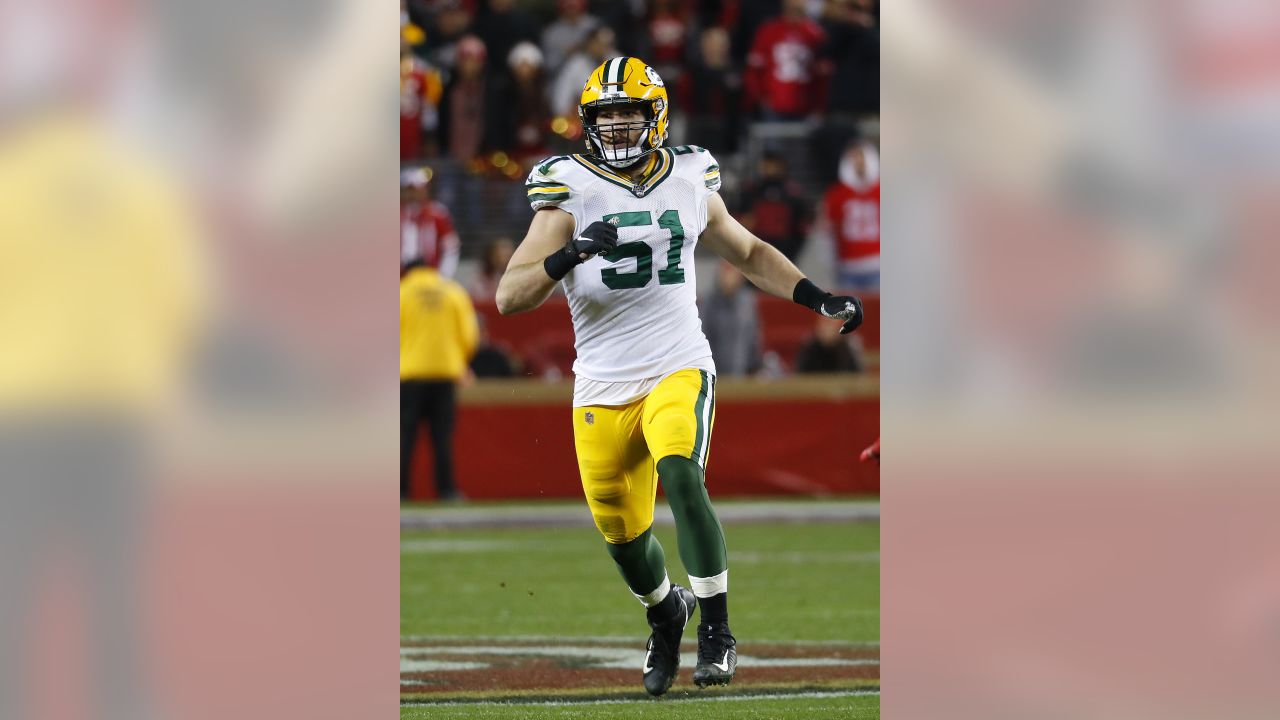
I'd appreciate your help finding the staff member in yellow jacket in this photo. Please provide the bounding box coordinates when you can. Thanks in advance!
[400,258,478,501]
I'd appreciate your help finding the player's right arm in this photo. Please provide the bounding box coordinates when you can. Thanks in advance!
[499,156,621,315]
[495,209,620,315]
[495,207,576,315]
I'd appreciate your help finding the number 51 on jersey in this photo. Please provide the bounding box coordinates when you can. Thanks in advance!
[599,210,687,290]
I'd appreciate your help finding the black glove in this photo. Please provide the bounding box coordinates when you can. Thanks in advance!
[793,278,864,335]
[543,219,620,280]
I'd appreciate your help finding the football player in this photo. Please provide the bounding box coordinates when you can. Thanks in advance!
[495,57,863,696]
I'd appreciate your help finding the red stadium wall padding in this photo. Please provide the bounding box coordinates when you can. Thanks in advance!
[474,295,880,374]
[409,389,879,500]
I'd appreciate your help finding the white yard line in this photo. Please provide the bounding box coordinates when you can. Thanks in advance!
[400,644,879,672]
[402,688,880,707]
[401,635,879,647]
[399,539,530,553]
[402,500,880,530]
[728,550,880,564]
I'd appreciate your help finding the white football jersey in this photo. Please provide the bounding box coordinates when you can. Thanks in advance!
[526,146,724,394]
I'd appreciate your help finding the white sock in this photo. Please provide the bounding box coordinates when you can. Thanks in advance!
[688,569,729,597]
[635,574,671,608]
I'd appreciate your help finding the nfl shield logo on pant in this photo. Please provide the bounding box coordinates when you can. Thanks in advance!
[585,411,594,425]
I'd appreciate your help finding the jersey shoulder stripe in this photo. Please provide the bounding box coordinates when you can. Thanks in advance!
[535,155,571,175]
[526,155,581,210]
[703,162,720,189]
[668,145,721,192]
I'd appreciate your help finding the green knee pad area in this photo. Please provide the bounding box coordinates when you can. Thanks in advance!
[605,527,667,597]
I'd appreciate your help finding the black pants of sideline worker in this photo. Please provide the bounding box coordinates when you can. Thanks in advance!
[400,380,459,500]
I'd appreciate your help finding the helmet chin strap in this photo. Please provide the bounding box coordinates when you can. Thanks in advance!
[604,153,644,170]
[598,129,651,169]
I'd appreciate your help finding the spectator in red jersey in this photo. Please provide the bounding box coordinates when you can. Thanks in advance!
[745,0,830,119]
[679,26,745,154]
[401,40,443,160]
[738,152,813,262]
[401,168,461,278]
[822,140,880,291]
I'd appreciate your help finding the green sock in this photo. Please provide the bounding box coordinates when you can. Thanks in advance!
[605,527,668,598]
[657,455,728,577]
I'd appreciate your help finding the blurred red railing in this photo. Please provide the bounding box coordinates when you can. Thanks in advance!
[476,294,881,377]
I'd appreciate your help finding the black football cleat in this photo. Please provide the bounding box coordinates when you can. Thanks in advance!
[642,584,697,697]
[693,622,737,687]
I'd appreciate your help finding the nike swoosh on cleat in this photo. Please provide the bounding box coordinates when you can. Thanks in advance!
[712,652,731,673]
[643,650,654,674]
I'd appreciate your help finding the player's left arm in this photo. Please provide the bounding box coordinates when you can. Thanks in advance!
[702,191,864,334]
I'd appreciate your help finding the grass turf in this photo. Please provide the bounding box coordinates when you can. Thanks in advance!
[401,517,879,643]
[401,509,879,718]
[400,693,880,719]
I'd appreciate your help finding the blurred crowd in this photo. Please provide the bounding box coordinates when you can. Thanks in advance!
[401,0,880,380]
[401,0,878,166]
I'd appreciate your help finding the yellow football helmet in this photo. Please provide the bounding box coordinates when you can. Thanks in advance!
[578,57,669,169]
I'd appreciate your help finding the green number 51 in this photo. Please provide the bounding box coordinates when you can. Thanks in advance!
[599,210,686,290]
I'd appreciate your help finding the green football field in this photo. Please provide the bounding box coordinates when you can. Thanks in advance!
[399,693,881,719]
[401,500,880,719]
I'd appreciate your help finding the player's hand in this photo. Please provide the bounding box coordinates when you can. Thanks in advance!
[816,295,864,335]
[543,217,621,281]
[568,219,619,260]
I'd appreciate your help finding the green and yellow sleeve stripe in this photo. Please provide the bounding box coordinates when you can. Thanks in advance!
[526,181,570,204]
[704,164,721,189]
